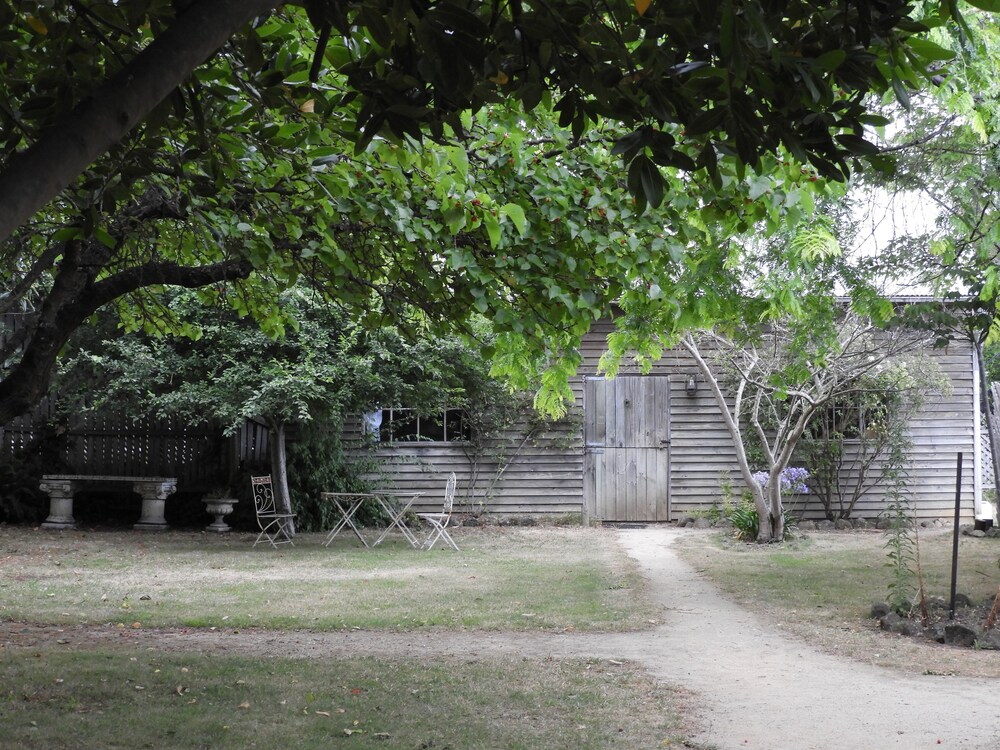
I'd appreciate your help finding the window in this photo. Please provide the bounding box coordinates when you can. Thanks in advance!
[810,391,893,440]
[371,408,471,443]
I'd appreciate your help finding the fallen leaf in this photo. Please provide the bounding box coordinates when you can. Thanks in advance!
[27,15,48,34]
[315,711,330,717]
[175,685,187,696]
[238,701,250,709]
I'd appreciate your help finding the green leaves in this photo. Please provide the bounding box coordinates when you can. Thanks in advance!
[906,37,957,62]
[499,204,527,237]
[627,155,664,210]
[965,0,1000,10]
[8,0,1000,426]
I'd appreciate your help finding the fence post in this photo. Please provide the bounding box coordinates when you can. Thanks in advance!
[949,452,963,620]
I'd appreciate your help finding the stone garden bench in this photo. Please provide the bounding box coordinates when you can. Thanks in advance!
[39,474,178,531]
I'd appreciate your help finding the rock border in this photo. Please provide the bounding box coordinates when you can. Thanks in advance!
[870,596,1000,651]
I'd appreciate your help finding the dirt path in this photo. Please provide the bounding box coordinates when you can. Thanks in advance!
[4,527,999,749]
[609,528,1000,750]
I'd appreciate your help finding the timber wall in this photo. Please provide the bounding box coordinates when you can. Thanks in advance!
[347,413,585,516]
[371,320,978,522]
[578,322,978,522]
[1,402,270,489]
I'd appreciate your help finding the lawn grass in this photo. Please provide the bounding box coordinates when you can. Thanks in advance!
[0,525,700,748]
[674,529,999,621]
[0,526,654,632]
[0,647,685,750]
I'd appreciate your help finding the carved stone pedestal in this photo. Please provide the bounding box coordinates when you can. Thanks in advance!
[39,475,178,530]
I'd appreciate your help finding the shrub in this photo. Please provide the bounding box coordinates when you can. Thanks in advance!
[0,454,49,524]
[728,493,760,541]
[726,490,797,542]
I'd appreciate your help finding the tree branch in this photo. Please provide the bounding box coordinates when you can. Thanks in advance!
[89,258,254,310]
[0,0,278,242]
[0,255,253,424]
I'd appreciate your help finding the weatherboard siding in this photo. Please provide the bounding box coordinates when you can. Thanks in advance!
[365,321,978,522]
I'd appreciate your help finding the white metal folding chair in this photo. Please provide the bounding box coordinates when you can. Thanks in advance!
[417,472,459,551]
[251,475,295,548]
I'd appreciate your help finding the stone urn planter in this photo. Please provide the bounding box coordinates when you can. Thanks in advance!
[202,494,239,533]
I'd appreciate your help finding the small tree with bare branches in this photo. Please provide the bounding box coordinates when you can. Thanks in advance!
[681,314,933,542]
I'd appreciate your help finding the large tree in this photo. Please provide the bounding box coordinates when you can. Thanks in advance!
[59,287,505,524]
[0,0,993,425]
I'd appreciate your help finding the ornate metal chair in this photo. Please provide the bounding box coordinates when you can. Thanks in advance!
[251,475,295,548]
[417,472,459,551]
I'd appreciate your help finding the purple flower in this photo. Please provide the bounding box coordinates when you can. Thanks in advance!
[753,467,809,495]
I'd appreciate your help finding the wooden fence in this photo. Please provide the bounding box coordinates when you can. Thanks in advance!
[1,401,273,488]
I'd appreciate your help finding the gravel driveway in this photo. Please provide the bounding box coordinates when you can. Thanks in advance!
[606,527,1000,749]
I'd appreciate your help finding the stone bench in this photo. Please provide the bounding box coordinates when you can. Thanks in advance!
[39,475,178,531]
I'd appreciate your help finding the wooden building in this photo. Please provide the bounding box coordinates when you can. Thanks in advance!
[369,320,993,525]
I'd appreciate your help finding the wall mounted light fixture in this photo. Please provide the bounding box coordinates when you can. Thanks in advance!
[685,374,698,396]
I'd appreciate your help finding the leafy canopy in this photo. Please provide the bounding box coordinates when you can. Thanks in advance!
[0,0,995,422]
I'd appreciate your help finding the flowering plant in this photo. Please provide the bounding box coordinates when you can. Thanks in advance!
[752,467,809,495]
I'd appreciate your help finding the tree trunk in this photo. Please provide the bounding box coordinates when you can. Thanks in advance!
[268,420,296,535]
[766,477,785,542]
[0,0,279,242]
[680,335,773,539]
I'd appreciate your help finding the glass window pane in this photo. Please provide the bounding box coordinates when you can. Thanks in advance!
[445,409,470,441]
[418,413,445,442]
[382,409,419,442]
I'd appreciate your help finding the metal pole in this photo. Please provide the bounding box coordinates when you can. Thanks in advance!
[949,452,963,620]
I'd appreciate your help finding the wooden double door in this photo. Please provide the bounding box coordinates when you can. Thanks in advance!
[583,376,671,522]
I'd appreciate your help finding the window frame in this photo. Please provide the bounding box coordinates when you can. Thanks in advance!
[373,407,471,444]
[810,389,894,442]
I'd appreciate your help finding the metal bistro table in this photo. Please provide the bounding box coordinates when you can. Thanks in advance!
[320,492,372,548]
[371,491,424,548]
